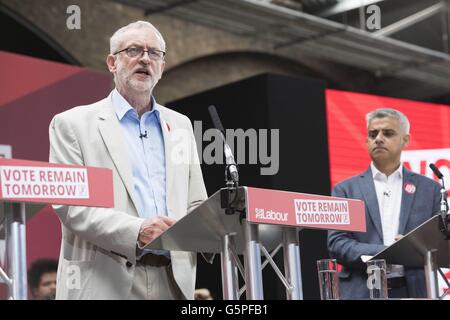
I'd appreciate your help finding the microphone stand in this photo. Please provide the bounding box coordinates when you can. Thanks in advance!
[430,164,449,239]
[219,140,240,216]
[438,180,449,239]
[208,105,241,216]
[222,164,240,216]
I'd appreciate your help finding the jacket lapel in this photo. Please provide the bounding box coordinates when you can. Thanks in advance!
[159,109,174,217]
[398,167,416,234]
[358,167,384,241]
[97,97,140,215]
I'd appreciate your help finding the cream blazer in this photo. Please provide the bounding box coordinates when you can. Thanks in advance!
[49,92,207,299]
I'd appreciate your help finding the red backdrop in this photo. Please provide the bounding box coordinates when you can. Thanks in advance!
[0,51,112,298]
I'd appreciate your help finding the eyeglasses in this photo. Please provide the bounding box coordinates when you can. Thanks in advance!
[113,46,165,60]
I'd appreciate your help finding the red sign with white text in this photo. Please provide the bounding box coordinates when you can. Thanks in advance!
[0,158,113,207]
[246,187,366,232]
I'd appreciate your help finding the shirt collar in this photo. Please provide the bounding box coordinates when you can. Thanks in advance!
[111,89,161,122]
[371,162,403,180]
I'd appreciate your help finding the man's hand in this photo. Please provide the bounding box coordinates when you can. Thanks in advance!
[138,216,177,247]
[394,234,404,241]
[194,288,213,300]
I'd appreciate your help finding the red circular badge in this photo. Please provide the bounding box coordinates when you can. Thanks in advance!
[404,183,416,194]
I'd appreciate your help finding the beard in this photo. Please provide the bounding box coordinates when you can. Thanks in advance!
[126,74,154,91]
[126,75,155,92]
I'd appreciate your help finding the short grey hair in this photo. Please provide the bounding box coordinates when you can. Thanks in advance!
[366,108,410,134]
[109,20,166,54]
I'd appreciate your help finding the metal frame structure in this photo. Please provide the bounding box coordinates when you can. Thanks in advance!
[115,0,450,96]
[0,147,27,300]
[313,0,386,18]
[219,221,303,300]
[0,203,28,300]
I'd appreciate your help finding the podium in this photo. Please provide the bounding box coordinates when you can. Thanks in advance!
[372,215,450,299]
[145,186,366,300]
[0,158,114,299]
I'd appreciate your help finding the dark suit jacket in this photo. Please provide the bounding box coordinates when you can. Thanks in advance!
[328,166,441,299]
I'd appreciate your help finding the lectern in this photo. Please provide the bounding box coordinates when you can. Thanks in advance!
[0,158,113,299]
[372,214,450,299]
[146,186,366,300]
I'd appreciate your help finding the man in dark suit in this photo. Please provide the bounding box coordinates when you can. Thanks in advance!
[328,108,441,299]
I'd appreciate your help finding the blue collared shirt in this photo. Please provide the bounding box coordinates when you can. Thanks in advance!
[111,89,168,256]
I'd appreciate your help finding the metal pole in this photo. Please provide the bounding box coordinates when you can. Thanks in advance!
[5,203,27,300]
[243,220,263,299]
[374,2,444,37]
[220,233,239,300]
[359,6,366,31]
[282,227,303,300]
[441,1,450,53]
[424,249,439,299]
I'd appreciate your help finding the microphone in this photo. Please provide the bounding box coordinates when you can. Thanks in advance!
[383,191,391,197]
[139,131,148,139]
[208,105,239,183]
[430,163,444,179]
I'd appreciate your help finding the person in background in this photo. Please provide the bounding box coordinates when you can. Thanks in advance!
[28,258,58,300]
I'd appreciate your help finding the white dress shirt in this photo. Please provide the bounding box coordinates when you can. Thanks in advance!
[371,163,403,247]
[371,163,405,278]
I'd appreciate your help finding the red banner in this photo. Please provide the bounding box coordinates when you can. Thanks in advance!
[246,187,366,232]
[0,158,113,207]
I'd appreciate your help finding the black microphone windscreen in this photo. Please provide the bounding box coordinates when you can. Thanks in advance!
[429,163,443,179]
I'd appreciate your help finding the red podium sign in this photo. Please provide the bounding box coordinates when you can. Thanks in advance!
[0,158,113,207]
[246,187,366,232]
